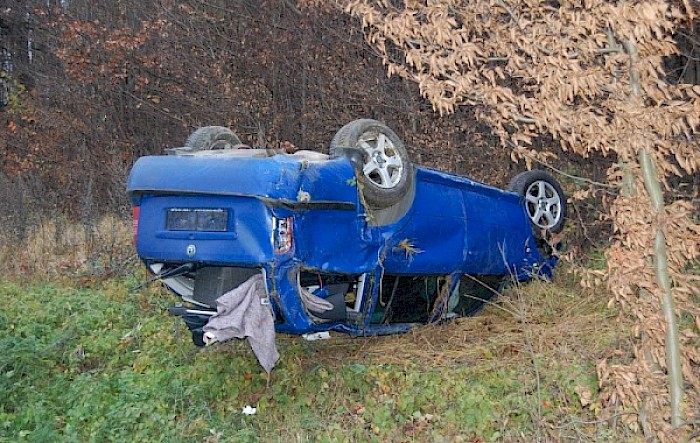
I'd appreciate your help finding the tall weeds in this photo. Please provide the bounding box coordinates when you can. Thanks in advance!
[0,216,135,280]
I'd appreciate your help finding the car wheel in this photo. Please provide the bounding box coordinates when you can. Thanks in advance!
[330,119,414,209]
[184,126,243,151]
[508,170,567,234]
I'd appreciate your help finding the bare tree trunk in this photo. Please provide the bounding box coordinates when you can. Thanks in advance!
[626,36,684,431]
[638,147,684,429]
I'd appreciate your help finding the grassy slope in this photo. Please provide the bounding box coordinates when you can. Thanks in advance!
[0,271,623,442]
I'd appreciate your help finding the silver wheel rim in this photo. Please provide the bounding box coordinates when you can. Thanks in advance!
[524,180,562,229]
[357,131,404,189]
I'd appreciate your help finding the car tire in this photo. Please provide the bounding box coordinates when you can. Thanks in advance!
[508,170,567,234]
[330,119,414,209]
[184,126,243,151]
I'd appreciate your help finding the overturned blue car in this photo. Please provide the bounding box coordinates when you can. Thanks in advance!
[127,119,566,347]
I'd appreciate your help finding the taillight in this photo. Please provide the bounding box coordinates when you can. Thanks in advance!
[273,216,293,254]
[132,206,140,246]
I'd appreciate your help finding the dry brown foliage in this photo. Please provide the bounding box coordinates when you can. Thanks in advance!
[344,0,700,439]
[599,174,700,439]
[0,216,136,281]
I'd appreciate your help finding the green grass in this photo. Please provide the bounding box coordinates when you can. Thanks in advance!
[0,273,620,442]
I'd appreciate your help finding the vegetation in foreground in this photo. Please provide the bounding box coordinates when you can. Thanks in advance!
[0,268,623,442]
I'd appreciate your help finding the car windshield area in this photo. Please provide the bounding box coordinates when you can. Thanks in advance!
[372,274,506,325]
[449,275,504,317]
[372,275,449,324]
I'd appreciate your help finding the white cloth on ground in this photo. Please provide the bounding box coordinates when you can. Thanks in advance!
[202,274,279,372]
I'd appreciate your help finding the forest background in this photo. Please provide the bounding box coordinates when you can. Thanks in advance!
[2,1,697,242]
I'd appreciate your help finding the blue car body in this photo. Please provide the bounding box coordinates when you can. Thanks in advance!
[127,150,556,337]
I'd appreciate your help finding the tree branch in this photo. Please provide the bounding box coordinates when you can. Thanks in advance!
[639,147,684,430]
[510,143,618,189]
[495,0,521,29]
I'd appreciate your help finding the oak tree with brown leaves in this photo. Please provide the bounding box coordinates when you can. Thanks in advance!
[344,0,700,439]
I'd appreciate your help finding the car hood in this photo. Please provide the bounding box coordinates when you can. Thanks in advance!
[126,153,359,206]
